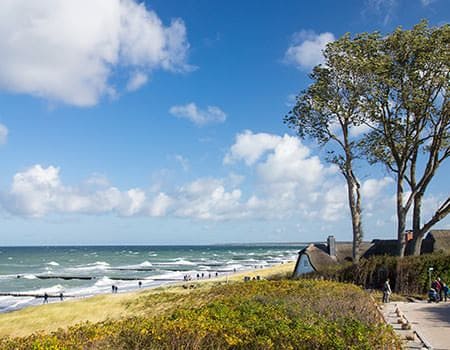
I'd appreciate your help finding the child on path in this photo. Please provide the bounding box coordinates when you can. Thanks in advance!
[382,278,392,303]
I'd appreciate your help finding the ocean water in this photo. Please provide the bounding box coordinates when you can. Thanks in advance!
[0,245,302,313]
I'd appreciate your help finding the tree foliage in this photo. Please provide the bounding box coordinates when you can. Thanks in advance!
[286,21,449,257]
[359,21,449,256]
[285,33,381,261]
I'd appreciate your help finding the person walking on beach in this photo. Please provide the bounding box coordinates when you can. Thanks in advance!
[59,292,64,301]
[382,278,392,303]
[43,292,48,304]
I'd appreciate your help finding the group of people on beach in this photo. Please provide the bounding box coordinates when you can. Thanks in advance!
[42,292,64,304]
[184,272,220,281]
[429,277,448,302]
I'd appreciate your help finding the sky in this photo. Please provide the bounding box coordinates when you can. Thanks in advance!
[0,0,448,245]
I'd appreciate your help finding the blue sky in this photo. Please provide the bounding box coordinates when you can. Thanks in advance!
[0,0,448,245]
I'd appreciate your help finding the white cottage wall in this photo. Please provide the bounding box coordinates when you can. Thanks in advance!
[293,253,315,276]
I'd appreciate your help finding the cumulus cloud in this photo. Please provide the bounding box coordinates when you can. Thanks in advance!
[284,30,335,70]
[361,177,393,200]
[224,130,281,165]
[0,123,8,144]
[0,0,191,106]
[224,131,342,220]
[321,186,347,221]
[256,134,325,186]
[126,72,149,92]
[0,132,402,226]
[174,178,243,220]
[169,103,227,126]
[1,165,152,217]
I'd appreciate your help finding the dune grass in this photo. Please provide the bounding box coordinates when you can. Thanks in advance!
[0,262,295,337]
[0,275,401,349]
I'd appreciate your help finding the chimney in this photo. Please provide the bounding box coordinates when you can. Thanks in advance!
[405,230,413,242]
[327,235,336,258]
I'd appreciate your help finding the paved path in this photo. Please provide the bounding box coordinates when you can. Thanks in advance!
[399,301,450,350]
[381,301,450,350]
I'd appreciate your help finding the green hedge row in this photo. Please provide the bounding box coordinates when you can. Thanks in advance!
[313,253,450,294]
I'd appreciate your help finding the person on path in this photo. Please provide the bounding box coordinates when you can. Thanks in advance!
[432,278,442,302]
[438,278,445,302]
[382,278,392,303]
[443,282,448,302]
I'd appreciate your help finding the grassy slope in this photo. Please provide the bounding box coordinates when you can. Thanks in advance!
[0,262,295,337]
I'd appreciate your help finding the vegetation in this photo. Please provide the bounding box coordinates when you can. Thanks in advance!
[0,263,295,338]
[0,280,400,349]
[304,253,450,295]
[286,21,449,258]
[359,21,449,256]
[285,32,370,262]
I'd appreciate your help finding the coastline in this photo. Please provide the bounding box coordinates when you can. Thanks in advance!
[0,261,295,338]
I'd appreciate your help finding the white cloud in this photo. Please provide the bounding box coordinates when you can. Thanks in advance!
[224,130,281,165]
[174,178,243,220]
[321,185,347,221]
[256,134,324,186]
[284,30,335,70]
[1,165,150,217]
[0,123,8,144]
[126,72,149,92]
[0,0,191,106]
[361,177,393,200]
[148,193,172,217]
[0,132,407,229]
[169,103,226,126]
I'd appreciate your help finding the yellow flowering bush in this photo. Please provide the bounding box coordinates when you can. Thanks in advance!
[0,280,401,349]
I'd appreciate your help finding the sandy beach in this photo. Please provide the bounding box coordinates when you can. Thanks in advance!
[0,261,295,338]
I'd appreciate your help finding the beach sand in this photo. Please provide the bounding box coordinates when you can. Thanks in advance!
[0,262,295,338]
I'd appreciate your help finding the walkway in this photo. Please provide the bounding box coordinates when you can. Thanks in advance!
[381,301,450,350]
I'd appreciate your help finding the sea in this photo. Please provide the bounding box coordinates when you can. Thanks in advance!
[0,245,303,313]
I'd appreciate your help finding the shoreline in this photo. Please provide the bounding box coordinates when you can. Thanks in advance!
[0,261,295,338]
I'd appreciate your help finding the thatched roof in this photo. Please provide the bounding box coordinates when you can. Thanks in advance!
[297,232,449,274]
[427,230,450,253]
[299,244,337,272]
[364,240,398,257]
[298,239,398,274]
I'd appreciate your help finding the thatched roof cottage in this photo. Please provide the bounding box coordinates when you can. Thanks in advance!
[293,230,450,277]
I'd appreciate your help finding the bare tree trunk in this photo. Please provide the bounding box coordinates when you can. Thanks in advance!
[411,191,424,256]
[346,174,363,262]
[397,179,407,257]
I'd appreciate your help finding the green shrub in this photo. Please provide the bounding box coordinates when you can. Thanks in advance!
[310,253,450,294]
[0,280,401,349]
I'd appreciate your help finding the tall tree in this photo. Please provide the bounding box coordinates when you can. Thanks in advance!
[360,21,449,256]
[285,34,379,262]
